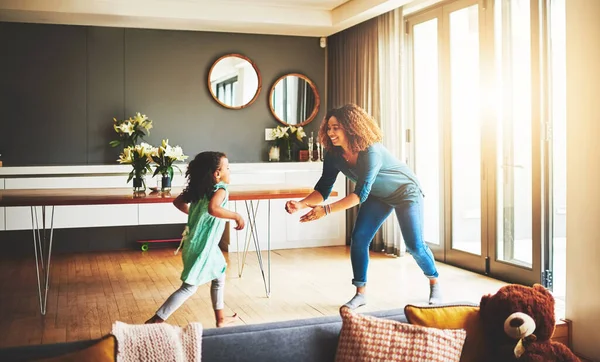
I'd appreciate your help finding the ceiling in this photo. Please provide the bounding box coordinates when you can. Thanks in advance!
[0,0,427,37]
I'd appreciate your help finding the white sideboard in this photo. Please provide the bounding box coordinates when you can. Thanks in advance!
[0,162,347,251]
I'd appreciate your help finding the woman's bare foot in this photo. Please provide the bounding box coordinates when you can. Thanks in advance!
[145,315,165,324]
[216,312,238,328]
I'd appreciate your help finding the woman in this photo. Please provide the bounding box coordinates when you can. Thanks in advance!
[285,103,441,309]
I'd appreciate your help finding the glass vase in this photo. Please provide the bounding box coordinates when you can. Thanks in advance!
[161,175,172,192]
[268,146,280,162]
[133,177,146,193]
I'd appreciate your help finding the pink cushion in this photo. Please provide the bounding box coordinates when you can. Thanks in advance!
[335,307,467,362]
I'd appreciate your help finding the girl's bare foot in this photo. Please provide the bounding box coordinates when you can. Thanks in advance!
[145,315,165,324]
[216,312,238,328]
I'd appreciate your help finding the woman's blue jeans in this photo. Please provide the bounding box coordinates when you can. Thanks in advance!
[350,194,439,287]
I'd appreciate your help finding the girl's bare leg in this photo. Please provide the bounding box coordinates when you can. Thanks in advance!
[215,309,238,327]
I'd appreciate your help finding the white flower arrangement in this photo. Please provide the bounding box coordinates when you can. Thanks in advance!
[110,112,153,149]
[149,139,189,180]
[117,142,154,185]
[271,125,307,148]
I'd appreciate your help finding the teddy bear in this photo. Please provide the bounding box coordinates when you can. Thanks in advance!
[479,283,580,362]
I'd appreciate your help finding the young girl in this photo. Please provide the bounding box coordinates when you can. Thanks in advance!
[146,151,245,327]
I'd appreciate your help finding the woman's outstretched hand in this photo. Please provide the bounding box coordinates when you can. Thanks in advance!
[299,205,326,223]
[285,200,305,214]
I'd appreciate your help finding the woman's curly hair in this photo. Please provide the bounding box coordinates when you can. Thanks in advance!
[181,151,226,203]
[318,103,382,155]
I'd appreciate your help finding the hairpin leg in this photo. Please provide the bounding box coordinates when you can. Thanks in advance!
[237,200,271,298]
[31,205,55,316]
[237,200,258,277]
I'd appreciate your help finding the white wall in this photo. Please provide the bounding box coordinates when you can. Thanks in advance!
[565,0,600,360]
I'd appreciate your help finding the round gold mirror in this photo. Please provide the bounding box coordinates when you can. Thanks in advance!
[208,53,261,109]
[269,73,320,126]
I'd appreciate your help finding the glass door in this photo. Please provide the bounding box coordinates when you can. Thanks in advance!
[407,9,444,257]
[408,0,487,273]
[487,0,542,285]
[443,0,486,272]
[407,0,545,284]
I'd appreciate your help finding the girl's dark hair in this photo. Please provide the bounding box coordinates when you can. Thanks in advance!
[318,103,382,155]
[181,151,226,203]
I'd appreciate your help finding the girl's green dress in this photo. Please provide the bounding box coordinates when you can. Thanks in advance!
[179,182,228,286]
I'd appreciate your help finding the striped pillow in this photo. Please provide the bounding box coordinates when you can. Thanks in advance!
[335,307,467,362]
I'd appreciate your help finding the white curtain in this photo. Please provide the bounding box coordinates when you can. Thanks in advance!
[377,8,406,256]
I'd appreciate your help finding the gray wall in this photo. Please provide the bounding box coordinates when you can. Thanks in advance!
[0,22,326,255]
[0,22,326,166]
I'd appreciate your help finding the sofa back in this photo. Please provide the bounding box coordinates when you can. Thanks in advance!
[0,308,408,362]
[202,308,407,362]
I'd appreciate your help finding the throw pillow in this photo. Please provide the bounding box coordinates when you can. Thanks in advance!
[335,307,467,362]
[111,320,203,361]
[404,304,483,362]
[33,334,116,362]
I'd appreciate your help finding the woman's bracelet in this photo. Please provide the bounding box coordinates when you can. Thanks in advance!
[323,204,332,216]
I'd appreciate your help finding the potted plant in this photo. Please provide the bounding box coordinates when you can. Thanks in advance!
[150,139,188,191]
[110,112,153,149]
[117,143,154,193]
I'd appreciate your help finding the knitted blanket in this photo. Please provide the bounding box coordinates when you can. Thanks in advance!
[111,321,203,362]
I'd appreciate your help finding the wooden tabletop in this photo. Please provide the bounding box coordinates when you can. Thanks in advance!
[0,185,336,207]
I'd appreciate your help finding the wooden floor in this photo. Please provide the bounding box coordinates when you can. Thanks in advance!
[0,245,509,349]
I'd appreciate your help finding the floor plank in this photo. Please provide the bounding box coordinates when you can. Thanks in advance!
[0,245,508,348]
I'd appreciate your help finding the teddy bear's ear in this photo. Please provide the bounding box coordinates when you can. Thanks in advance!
[533,284,551,297]
[480,294,490,310]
